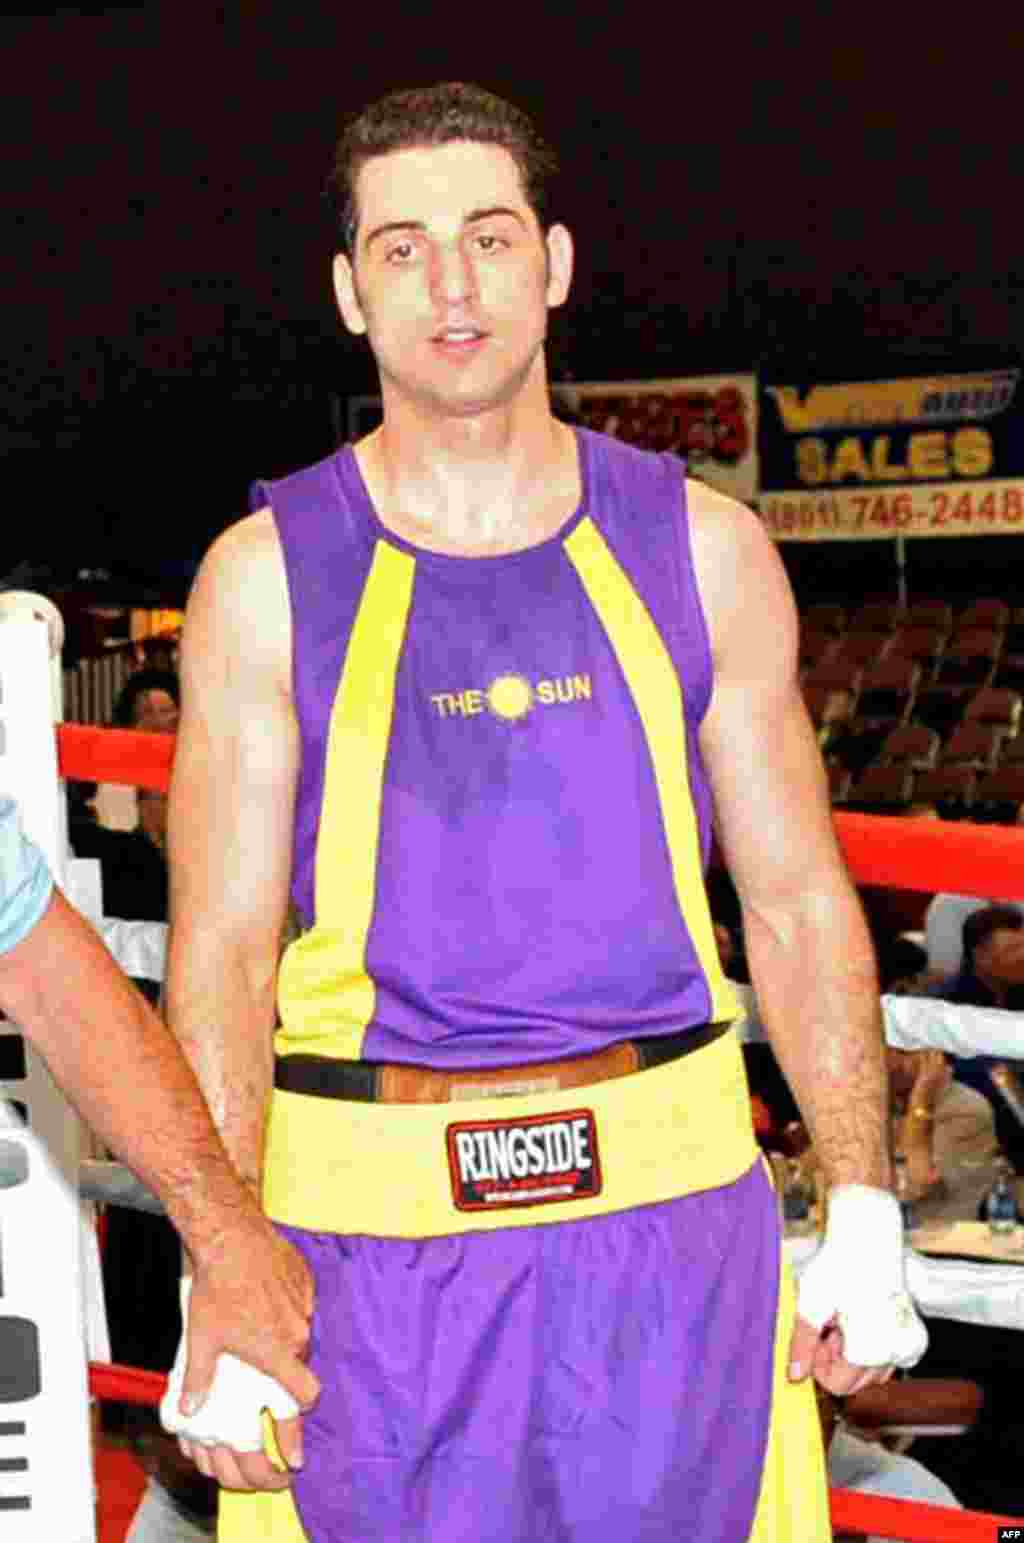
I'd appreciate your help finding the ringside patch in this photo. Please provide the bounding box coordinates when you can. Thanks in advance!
[446,1108,602,1211]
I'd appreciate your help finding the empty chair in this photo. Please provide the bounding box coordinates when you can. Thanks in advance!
[959,598,1010,630]
[856,658,920,729]
[974,766,1024,824]
[832,632,894,670]
[905,599,953,632]
[963,687,1022,739]
[801,602,846,636]
[802,686,857,742]
[912,685,971,741]
[934,628,1001,688]
[845,764,914,815]
[848,602,905,634]
[843,1377,982,1442]
[914,765,977,820]
[830,720,892,777]
[890,626,946,681]
[1004,608,1024,652]
[799,629,840,674]
[940,722,1006,772]
[802,659,863,697]
[880,724,939,771]
[993,648,1024,694]
[826,761,851,804]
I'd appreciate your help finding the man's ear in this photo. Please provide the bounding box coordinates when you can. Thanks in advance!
[545,223,573,310]
[333,252,367,336]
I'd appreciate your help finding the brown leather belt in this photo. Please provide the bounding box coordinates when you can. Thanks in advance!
[274,1021,728,1105]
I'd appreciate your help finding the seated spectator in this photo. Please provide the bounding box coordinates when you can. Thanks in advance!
[829,1419,962,1542]
[92,669,180,833]
[112,668,180,734]
[929,906,1024,1172]
[924,893,1024,979]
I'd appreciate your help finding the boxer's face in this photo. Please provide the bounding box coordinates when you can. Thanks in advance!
[333,140,572,420]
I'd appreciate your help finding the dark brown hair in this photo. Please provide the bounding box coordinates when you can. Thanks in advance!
[962,904,1024,969]
[327,82,559,255]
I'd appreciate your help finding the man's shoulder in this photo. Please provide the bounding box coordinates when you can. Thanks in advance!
[251,447,346,511]
[199,508,284,595]
[184,510,291,690]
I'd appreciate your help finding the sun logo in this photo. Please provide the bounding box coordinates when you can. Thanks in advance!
[486,673,534,721]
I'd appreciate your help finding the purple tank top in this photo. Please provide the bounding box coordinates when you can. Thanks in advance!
[258,428,736,1069]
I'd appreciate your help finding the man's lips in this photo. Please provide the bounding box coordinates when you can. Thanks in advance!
[430,326,489,349]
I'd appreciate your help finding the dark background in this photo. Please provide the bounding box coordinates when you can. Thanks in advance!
[5,4,1022,600]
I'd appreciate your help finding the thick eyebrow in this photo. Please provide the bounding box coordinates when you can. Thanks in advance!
[464,205,528,229]
[364,205,528,252]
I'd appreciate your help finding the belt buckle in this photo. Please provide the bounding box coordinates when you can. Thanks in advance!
[449,1074,560,1102]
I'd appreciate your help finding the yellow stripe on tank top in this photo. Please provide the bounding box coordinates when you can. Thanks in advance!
[275,540,416,1059]
[563,518,737,1024]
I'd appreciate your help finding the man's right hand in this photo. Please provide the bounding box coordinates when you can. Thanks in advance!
[161,1221,319,1490]
[182,1219,318,1415]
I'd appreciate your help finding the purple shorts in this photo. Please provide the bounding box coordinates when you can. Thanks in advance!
[277,1161,781,1542]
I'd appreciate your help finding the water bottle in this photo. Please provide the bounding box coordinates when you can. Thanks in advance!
[985,1157,1018,1236]
[893,1151,914,1232]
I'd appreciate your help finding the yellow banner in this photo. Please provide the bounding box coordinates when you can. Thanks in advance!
[758,479,1024,541]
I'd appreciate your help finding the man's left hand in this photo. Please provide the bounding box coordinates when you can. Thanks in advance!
[788,1184,928,1395]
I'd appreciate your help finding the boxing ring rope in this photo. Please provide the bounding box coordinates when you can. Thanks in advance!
[6,595,1024,1539]
[834,810,1024,903]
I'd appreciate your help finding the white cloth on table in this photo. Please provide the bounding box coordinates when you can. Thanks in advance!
[785,1233,1024,1332]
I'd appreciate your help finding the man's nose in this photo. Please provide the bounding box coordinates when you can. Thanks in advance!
[429,241,475,306]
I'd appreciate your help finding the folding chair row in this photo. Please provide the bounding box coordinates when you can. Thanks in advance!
[829,761,1024,822]
[801,597,1024,638]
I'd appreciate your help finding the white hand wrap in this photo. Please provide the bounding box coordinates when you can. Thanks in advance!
[796,1184,929,1369]
[159,1278,299,1451]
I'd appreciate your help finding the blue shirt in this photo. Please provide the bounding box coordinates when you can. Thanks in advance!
[0,795,54,956]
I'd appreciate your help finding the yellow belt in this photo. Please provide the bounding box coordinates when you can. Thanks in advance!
[262,1026,757,1237]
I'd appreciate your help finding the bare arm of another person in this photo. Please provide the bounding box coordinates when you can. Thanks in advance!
[165,510,306,1490]
[0,888,318,1418]
[689,481,896,1393]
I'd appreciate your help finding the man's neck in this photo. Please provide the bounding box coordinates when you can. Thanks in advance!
[354,392,580,557]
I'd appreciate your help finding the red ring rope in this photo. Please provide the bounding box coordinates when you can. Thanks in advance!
[56,725,1024,900]
[86,1361,1022,1538]
[58,723,174,793]
[830,1486,1021,1540]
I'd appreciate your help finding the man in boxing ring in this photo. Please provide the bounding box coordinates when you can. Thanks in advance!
[161,83,927,1541]
[0,793,319,1435]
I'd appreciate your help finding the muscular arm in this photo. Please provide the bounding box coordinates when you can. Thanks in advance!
[0,887,317,1414]
[689,482,889,1192]
[162,512,311,1487]
[166,510,297,1200]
